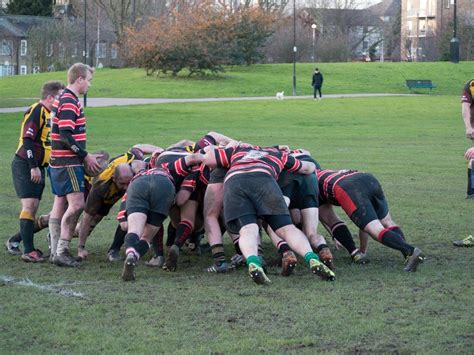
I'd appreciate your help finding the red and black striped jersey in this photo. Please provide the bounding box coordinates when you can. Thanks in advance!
[214,144,302,180]
[15,102,51,167]
[49,88,86,167]
[131,156,194,191]
[317,169,359,204]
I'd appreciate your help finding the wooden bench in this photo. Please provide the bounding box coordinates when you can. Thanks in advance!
[406,80,437,92]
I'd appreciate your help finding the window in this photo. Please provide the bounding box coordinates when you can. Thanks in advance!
[0,40,12,55]
[20,40,27,56]
[444,0,450,8]
[0,65,14,77]
[72,44,78,57]
[111,44,118,59]
[47,43,53,57]
[96,42,107,59]
[58,42,65,57]
[20,65,27,75]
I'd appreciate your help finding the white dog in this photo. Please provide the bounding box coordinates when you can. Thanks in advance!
[276,91,284,100]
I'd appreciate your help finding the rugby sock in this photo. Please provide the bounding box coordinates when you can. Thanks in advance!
[174,220,193,248]
[211,244,226,265]
[377,229,414,258]
[19,211,35,254]
[151,227,164,257]
[388,226,405,241]
[315,244,329,253]
[135,239,150,258]
[246,255,262,267]
[124,233,140,248]
[277,240,291,255]
[331,222,357,254]
[304,251,320,265]
[10,214,49,243]
[48,218,61,256]
[166,223,176,246]
[56,239,71,255]
[109,225,126,252]
[468,168,474,195]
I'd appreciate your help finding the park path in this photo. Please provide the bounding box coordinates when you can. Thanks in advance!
[0,93,416,114]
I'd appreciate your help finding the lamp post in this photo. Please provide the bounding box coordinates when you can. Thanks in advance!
[83,0,88,106]
[311,23,316,63]
[292,0,297,96]
[450,0,459,63]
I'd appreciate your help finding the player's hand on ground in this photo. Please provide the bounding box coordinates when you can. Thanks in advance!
[465,147,474,160]
[78,247,89,260]
[84,153,103,175]
[30,167,42,184]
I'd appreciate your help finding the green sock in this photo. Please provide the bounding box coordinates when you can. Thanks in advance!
[246,255,261,267]
[304,252,319,265]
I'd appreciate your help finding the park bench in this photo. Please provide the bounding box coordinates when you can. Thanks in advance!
[406,79,437,92]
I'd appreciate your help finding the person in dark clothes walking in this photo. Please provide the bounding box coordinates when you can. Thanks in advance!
[312,68,324,100]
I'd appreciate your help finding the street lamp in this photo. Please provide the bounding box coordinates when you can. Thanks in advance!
[292,0,297,96]
[450,0,459,63]
[311,23,316,63]
[83,0,88,106]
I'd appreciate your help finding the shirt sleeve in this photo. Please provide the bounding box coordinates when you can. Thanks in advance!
[22,104,42,141]
[283,153,302,173]
[214,147,233,168]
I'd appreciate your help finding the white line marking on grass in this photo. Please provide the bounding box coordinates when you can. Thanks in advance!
[0,275,87,299]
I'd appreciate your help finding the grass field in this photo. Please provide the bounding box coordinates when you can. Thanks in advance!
[0,62,473,107]
[1,90,473,352]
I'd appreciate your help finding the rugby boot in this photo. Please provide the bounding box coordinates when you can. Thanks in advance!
[107,249,122,262]
[281,250,297,276]
[21,250,45,263]
[453,235,474,247]
[53,249,81,267]
[5,238,21,256]
[145,255,165,268]
[205,261,231,273]
[351,250,370,264]
[318,247,335,270]
[403,248,425,272]
[229,253,246,269]
[248,263,271,285]
[309,259,336,281]
[122,252,137,282]
[165,245,180,272]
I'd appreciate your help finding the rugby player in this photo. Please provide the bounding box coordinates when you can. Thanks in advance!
[317,168,425,272]
[121,153,204,281]
[76,145,162,259]
[8,81,65,262]
[48,63,103,267]
[461,79,474,199]
[201,143,335,285]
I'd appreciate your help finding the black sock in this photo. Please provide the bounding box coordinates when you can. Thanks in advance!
[124,233,140,249]
[468,168,474,195]
[277,240,291,255]
[20,218,35,254]
[135,239,150,257]
[390,226,405,241]
[166,224,176,246]
[109,225,127,251]
[151,227,164,256]
[332,222,357,254]
[315,243,329,253]
[211,244,226,265]
[10,215,48,243]
[378,229,414,258]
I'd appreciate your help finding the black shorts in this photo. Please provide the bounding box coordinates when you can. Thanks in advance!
[335,173,389,229]
[11,155,45,199]
[280,172,319,210]
[223,172,291,234]
[208,168,227,184]
[126,174,175,226]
